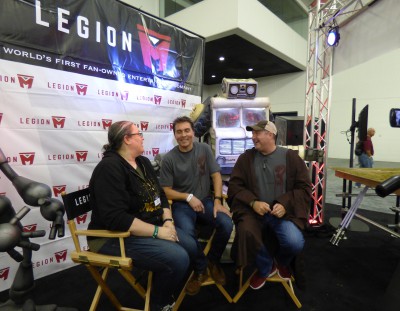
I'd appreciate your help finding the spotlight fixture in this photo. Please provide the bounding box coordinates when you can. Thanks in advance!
[327,26,340,47]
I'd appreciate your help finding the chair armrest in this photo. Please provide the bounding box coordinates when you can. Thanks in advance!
[75,229,130,238]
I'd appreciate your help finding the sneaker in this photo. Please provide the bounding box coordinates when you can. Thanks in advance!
[276,263,292,281]
[151,301,175,311]
[185,271,209,296]
[267,263,278,278]
[160,302,175,311]
[250,264,277,290]
[249,272,267,290]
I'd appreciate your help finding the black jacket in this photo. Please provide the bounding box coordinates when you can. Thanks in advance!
[88,151,169,232]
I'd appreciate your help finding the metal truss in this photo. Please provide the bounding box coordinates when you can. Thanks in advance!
[304,0,377,225]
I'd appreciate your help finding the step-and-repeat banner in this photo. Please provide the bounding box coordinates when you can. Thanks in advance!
[0,0,204,291]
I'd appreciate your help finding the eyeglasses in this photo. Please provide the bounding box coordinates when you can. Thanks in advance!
[126,131,143,138]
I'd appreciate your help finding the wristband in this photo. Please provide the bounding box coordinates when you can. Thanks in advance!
[186,193,193,202]
[152,225,159,238]
[163,218,173,224]
[214,196,223,202]
[250,200,255,208]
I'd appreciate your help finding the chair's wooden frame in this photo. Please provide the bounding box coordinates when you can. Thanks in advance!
[232,266,302,308]
[172,230,233,311]
[63,190,152,311]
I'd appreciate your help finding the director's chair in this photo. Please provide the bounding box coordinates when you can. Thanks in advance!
[230,228,302,309]
[172,224,233,311]
[232,265,302,308]
[62,188,153,311]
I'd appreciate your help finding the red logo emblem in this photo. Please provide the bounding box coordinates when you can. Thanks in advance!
[0,267,10,281]
[152,148,160,157]
[19,152,35,165]
[170,123,173,131]
[137,24,171,72]
[140,121,149,131]
[101,119,112,130]
[154,95,162,105]
[0,113,3,125]
[17,74,34,89]
[75,151,88,162]
[51,116,66,129]
[75,83,88,95]
[23,224,38,232]
[53,185,66,197]
[181,99,186,108]
[77,214,88,224]
[54,250,68,263]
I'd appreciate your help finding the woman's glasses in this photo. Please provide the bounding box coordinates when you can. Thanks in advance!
[126,131,143,138]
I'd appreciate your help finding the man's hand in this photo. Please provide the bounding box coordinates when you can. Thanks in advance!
[189,196,205,213]
[252,201,271,216]
[271,203,286,218]
[213,200,232,218]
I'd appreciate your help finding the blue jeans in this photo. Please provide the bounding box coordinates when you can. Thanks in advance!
[172,197,233,273]
[255,214,304,277]
[98,227,197,307]
[359,153,373,168]
[356,153,373,187]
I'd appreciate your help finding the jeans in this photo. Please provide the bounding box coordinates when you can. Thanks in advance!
[359,153,373,168]
[172,197,233,273]
[255,213,304,277]
[356,153,373,187]
[98,227,197,307]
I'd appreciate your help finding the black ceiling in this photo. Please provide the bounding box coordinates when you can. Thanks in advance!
[202,34,303,85]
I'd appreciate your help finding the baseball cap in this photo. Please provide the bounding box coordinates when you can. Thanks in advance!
[246,120,277,135]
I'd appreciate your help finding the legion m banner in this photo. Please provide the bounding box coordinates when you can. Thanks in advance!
[0,0,204,292]
[0,0,204,94]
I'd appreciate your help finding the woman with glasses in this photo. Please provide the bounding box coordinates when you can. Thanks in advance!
[87,120,197,311]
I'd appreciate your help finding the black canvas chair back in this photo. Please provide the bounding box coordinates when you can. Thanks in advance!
[62,188,152,311]
[63,187,91,220]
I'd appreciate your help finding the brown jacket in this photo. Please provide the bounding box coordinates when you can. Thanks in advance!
[227,148,311,267]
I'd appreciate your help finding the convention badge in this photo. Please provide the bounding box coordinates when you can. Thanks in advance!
[154,196,161,207]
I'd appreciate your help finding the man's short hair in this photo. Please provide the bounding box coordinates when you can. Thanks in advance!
[172,116,195,133]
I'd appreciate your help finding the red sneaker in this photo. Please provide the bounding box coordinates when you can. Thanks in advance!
[250,264,278,290]
[250,272,267,290]
[267,263,278,278]
[276,263,292,281]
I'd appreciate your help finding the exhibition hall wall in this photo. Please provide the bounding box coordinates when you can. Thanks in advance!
[204,0,400,163]
[0,0,204,291]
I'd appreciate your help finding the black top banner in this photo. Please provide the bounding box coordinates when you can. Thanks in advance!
[0,0,204,95]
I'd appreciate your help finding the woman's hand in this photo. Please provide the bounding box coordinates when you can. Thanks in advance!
[157,225,178,242]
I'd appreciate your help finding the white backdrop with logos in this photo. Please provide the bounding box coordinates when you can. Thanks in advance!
[0,0,203,292]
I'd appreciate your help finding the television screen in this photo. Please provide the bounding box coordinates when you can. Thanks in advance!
[389,108,400,127]
[357,105,369,141]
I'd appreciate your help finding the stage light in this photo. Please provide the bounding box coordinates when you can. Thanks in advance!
[327,27,340,46]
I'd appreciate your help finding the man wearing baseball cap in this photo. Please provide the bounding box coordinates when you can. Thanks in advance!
[245,119,278,135]
[227,119,311,290]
